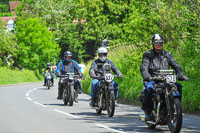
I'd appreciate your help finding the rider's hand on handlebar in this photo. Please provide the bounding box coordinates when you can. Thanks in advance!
[178,75,189,81]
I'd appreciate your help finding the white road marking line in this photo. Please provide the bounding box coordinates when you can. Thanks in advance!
[27,97,32,101]
[54,109,80,118]
[34,101,47,107]
[95,123,126,133]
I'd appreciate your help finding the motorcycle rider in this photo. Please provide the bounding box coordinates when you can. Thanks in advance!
[140,34,188,121]
[42,63,54,86]
[56,51,83,99]
[89,47,123,107]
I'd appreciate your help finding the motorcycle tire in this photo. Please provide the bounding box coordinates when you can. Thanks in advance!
[107,90,115,117]
[96,94,102,114]
[68,85,74,106]
[63,88,69,105]
[168,98,182,133]
[47,80,50,89]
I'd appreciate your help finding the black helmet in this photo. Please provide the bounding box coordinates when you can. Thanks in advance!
[47,63,51,68]
[152,34,163,53]
[64,51,72,62]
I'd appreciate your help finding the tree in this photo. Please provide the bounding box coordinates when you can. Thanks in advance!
[15,17,60,70]
[0,20,17,67]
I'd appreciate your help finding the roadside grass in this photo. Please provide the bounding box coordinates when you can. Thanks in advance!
[0,67,43,85]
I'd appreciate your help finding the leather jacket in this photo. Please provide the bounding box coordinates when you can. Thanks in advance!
[140,49,184,81]
[89,59,122,78]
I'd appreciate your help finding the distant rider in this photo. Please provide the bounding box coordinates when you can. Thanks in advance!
[56,51,83,99]
[140,34,188,121]
[43,63,54,86]
[89,47,123,107]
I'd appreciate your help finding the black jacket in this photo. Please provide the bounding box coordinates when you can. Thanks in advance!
[140,49,184,81]
[58,60,81,75]
[89,59,122,78]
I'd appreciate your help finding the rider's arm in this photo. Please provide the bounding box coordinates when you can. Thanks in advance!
[167,52,184,76]
[140,52,151,81]
[110,60,123,77]
[89,60,97,78]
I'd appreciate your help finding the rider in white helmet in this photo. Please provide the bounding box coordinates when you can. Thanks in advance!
[89,47,123,107]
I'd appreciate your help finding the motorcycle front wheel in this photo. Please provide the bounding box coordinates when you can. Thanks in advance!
[47,80,50,89]
[68,85,74,106]
[96,93,102,114]
[107,90,115,117]
[168,98,182,133]
[63,87,69,105]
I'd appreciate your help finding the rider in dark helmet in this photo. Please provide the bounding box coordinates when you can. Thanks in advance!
[42,63,54,86]
[56,51,83,99]
[140,34,188,121]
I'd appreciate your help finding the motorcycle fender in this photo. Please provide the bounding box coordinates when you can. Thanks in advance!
[171,91,181,97]
[108,86,115,91]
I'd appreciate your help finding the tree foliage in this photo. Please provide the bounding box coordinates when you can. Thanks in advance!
[0,20,17,67]
[15,17,60,70]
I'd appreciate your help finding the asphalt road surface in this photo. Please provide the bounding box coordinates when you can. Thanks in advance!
[0,81,200,133]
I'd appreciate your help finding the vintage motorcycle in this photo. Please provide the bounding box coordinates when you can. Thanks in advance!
[60,73,80,106]
[91,63,121,117]
[45,72,52,89]
[139,70,185,133]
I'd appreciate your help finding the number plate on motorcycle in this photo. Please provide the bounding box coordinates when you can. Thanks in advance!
[105,74,114,82]
[166,75,176,83]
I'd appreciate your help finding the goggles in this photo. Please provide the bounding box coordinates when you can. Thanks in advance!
[98,53,107,57]
[153,41,163,46]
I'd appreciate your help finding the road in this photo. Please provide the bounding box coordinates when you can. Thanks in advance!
[0,81,200,133]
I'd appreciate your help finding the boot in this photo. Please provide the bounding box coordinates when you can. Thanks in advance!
[144,111,152,121]
[90,98,96,107]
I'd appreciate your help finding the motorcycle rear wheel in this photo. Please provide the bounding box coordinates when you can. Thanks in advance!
[168,98,182,133]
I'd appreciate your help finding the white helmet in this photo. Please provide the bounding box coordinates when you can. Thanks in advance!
[97,47,108,62]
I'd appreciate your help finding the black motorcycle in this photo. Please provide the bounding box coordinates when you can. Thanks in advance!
[91,63,120,117]
[60,73,80,106]
[139,70,186,133]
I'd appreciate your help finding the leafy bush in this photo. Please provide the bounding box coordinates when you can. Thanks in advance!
[15,17,61,70]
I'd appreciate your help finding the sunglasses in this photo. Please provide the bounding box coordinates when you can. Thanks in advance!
[154,41,163,46]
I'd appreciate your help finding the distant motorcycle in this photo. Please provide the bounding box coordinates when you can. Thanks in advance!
[44,72,52,89]
[91,63,121,117]
[60,73,80,106]
[139,70,187,133]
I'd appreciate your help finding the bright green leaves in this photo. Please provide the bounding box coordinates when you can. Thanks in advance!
[16,18,60,70]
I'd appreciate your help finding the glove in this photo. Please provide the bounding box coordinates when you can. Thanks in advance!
[80,73,84,80]
[118,74,123,78]
[177,74,189,81]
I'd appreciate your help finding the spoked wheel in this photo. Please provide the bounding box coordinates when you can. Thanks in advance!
[68,85,74,106]
[107,90,115,117]
[63,88,69,105]
[168,98,182,133]
[96,94,102,114]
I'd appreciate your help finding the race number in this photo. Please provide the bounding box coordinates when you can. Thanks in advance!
[105,74,114,82]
